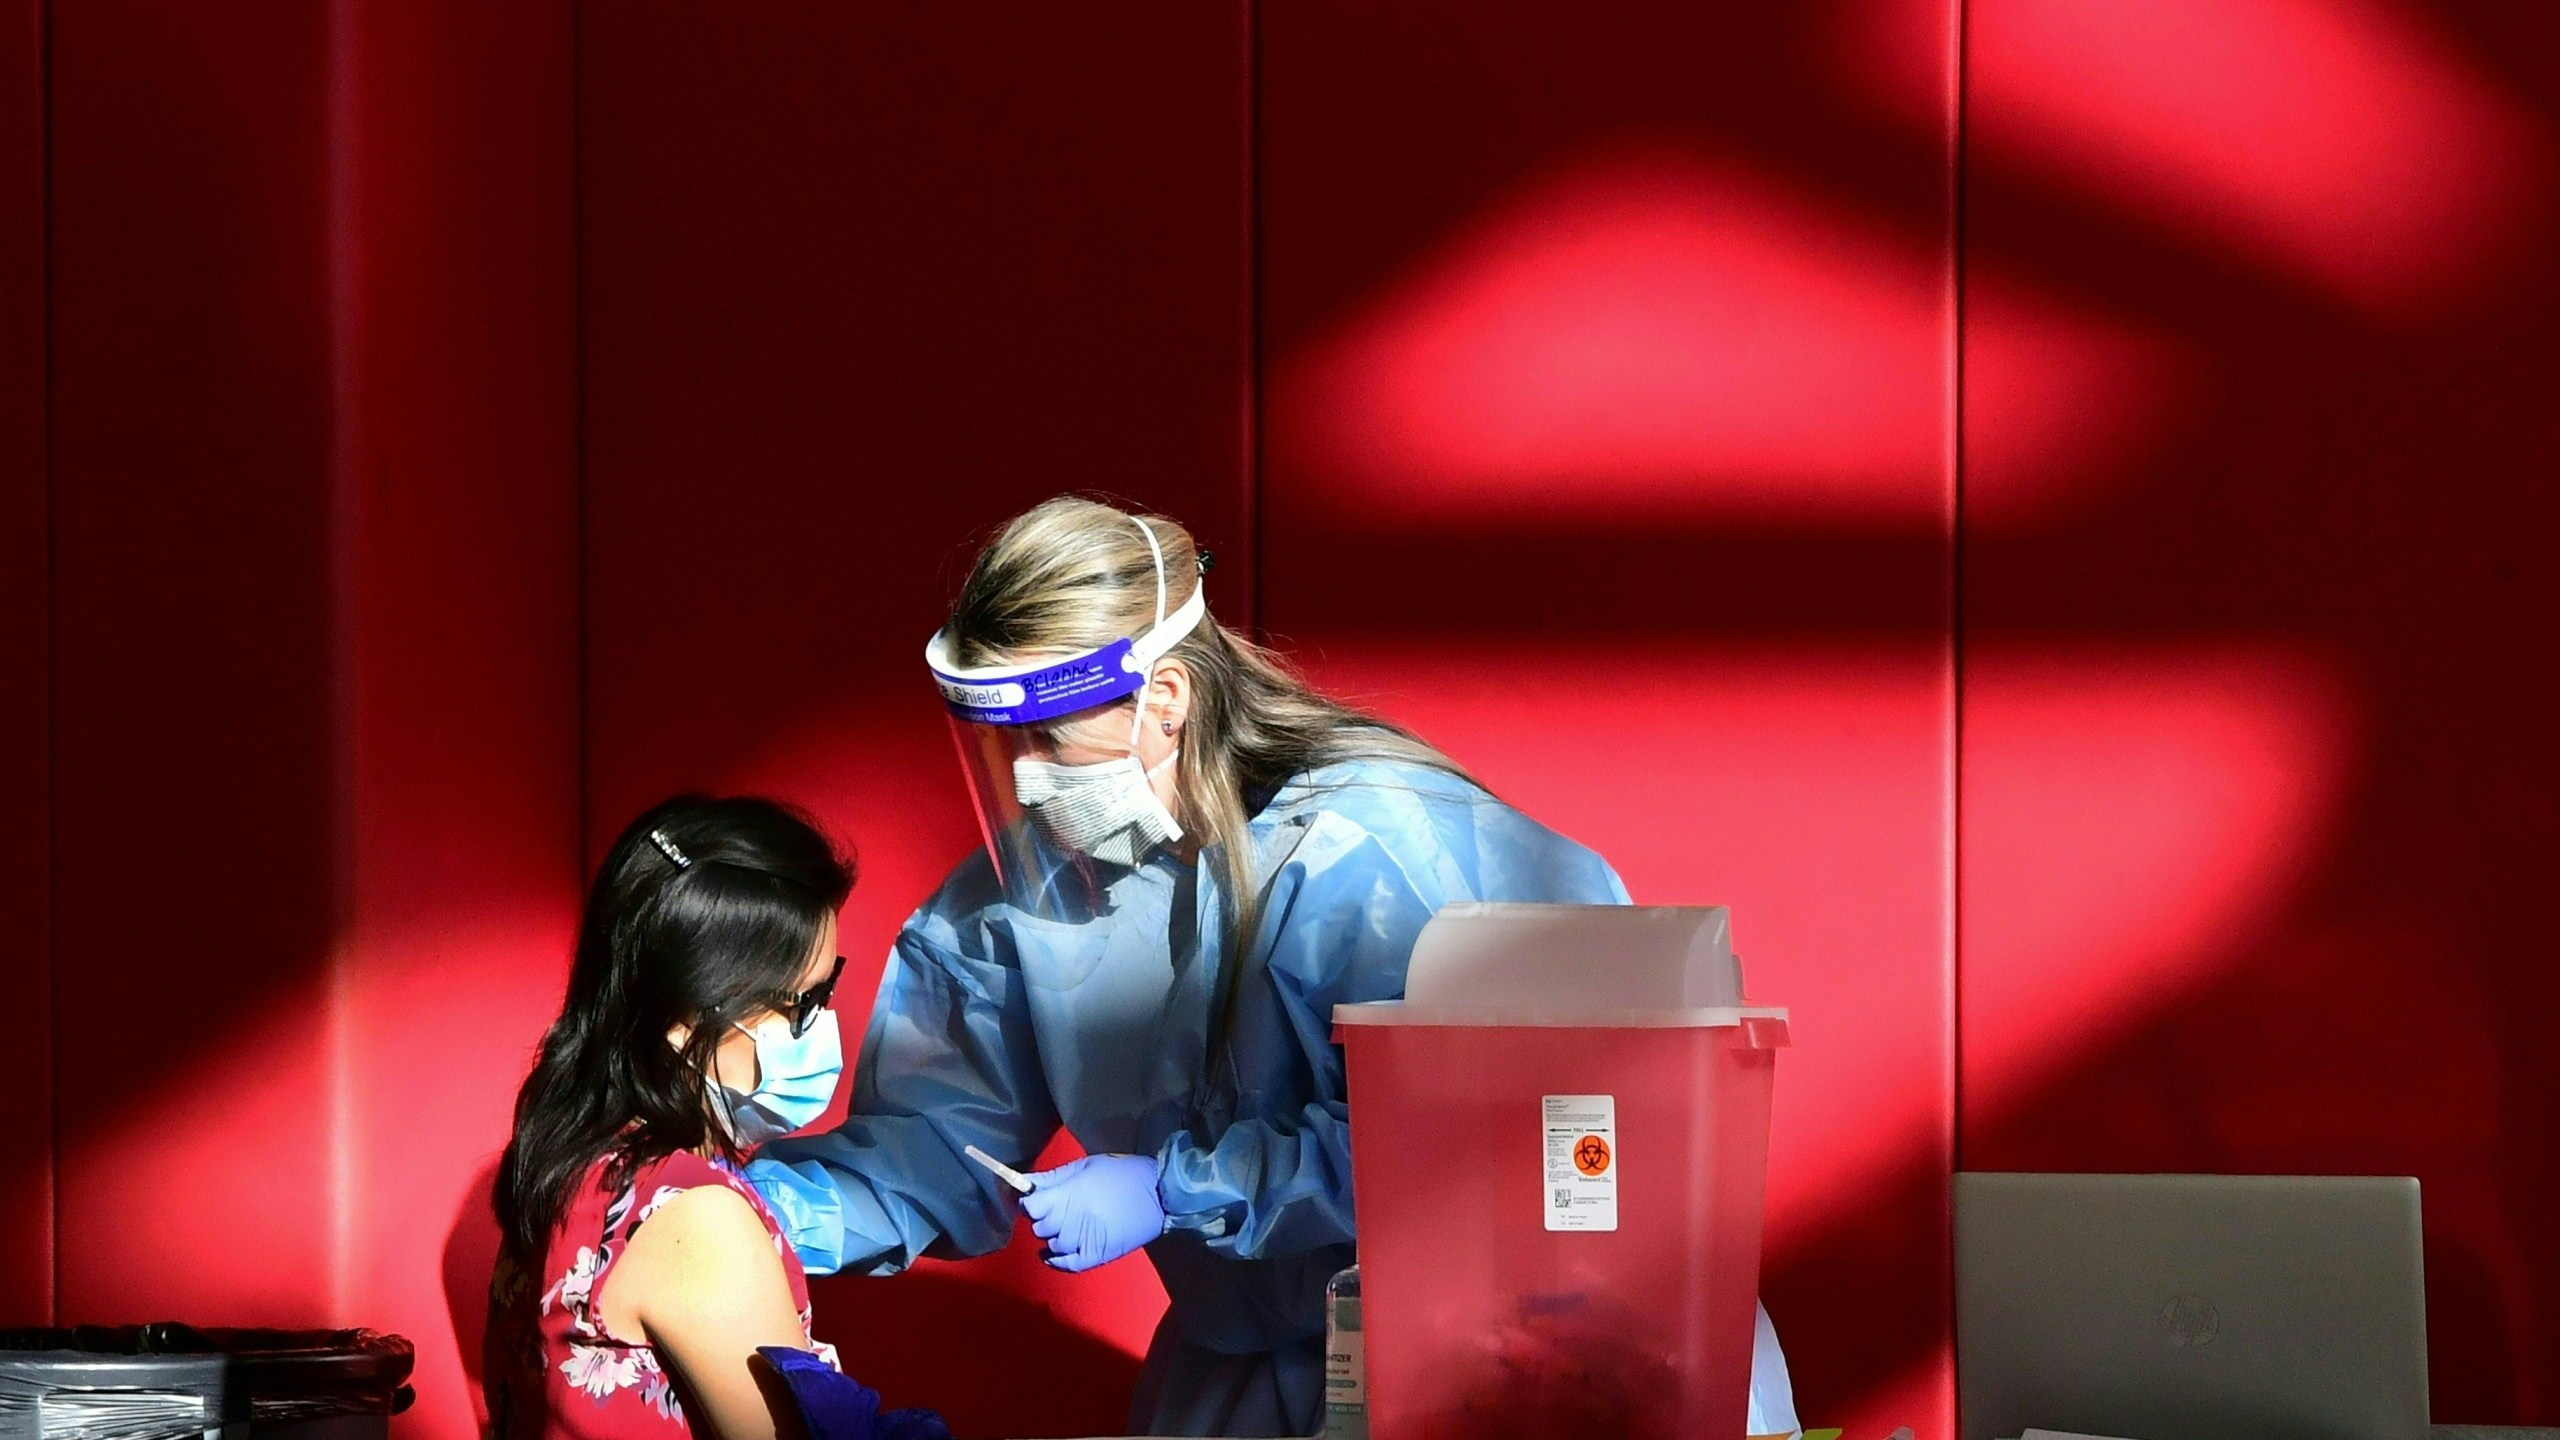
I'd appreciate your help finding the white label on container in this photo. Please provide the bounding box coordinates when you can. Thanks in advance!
[1325,1329,1365,1406]
[1542,1094,1618,1232]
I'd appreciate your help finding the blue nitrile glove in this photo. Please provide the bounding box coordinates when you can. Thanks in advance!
[746,1157,849,1275]
[1018,1153,1167,1273]
[756,1347,950,1440]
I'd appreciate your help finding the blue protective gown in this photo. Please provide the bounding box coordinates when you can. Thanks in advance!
[752,759,1797,1437]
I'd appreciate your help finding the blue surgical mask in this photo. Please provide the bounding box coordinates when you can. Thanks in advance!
[710,1009,843,1146]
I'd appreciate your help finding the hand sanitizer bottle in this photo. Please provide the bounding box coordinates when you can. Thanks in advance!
[1324,1264,1366,1440]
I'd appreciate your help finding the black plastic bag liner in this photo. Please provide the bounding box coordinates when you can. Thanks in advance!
[0,1325,413,1440]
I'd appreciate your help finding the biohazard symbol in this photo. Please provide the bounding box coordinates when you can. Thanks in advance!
[1572,1134,1612,1177]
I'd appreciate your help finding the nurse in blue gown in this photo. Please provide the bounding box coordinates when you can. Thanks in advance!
[749,498,1796,1437]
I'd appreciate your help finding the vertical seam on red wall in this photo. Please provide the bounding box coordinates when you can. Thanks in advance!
[322,0,362,1324]
[1948,0,1971,1403]
[571,0,590,870]
[37,0,57,1331]
[1242,0,1262,644]
[1949,0,1970,1170]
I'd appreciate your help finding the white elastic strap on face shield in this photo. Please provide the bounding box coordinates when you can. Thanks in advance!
[1124,516,1199,746]
[1134,517,1171,628]
[1124,516,1205,671]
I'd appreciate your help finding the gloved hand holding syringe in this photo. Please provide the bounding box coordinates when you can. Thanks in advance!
[968,1144,1168,1273]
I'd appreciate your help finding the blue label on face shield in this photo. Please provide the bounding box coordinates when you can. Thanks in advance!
[934,637,1145,725]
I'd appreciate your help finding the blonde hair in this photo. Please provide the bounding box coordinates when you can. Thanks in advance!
[946,496,1476,957]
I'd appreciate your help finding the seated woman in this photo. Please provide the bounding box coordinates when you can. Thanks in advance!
[485,794,855,1440]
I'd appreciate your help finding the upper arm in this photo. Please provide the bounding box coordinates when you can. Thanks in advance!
[618,1186,811,1440]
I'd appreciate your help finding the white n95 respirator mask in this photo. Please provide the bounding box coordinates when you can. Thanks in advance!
[1012,745,1182,868]
[709,1009,843,1147]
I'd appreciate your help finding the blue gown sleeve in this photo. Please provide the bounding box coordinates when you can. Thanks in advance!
[1151,784,1629,1260]
[751,915,1061,1276]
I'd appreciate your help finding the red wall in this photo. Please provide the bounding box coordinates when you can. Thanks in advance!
[1957,0,2560,1419]
[49,0,346,1324]
[335,9,581,1438]
[573,8,1251,1435]
[0,0,46,1332]
[27,11,579,1440]
[1254,4,1956,1431]
[10,3,2560,1440]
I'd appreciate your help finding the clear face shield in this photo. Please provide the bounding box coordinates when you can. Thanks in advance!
[926,522,1209,921]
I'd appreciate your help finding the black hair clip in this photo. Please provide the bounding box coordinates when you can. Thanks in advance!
[1196,549,1217,576]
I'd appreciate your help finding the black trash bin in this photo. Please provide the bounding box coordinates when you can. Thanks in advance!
[0,1325,413,1440]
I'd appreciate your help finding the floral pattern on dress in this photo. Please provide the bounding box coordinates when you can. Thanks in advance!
[544,1246,604,1321]
[800,1308,841,1372]
[634,1186,689,1226]
[632,1351,686,1424]
[561,1343,641,1400]
[485,1150,837,1440]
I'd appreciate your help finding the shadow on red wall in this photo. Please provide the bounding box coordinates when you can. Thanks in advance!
[28,2,2560,1437]
[562,0,2560,1431]
[1955,0,2560,1417]
[444,1165,504,1430]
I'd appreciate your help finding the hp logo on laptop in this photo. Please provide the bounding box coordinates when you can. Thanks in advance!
[2160,1293,2221,1347]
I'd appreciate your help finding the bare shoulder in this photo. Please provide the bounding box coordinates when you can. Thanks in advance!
[623,1185,785,1287]
[605,1176,810,1440]
[609,1173,788,1322]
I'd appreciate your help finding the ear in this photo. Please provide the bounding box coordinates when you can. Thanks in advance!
[1144,658,1193,734]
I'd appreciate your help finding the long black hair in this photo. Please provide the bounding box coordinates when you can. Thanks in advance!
[495,793,855,1261]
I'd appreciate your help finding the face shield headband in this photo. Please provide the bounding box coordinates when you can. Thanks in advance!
[922,520,1209,728]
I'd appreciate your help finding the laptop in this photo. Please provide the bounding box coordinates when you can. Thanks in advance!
[1956,1173,2430,1440]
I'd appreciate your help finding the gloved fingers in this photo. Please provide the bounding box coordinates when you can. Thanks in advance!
[1045,1245,1100,1274]
[1017,1189,1057,1224]
[1029,1212,1065,1241]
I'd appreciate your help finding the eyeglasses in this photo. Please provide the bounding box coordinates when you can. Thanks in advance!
[777,956,846,1038]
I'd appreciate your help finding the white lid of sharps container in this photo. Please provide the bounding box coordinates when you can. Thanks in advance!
[1333,903,1790,1038]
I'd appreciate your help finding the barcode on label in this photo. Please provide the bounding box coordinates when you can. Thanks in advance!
[1552,1187,1574,1208]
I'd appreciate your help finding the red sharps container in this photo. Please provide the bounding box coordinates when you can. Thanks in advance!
[1336,904,1790,1440]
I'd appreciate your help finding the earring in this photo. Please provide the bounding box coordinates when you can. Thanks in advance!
[1162,721,1177,735]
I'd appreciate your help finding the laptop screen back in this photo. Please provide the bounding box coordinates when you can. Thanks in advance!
[1956,1173,2429,1440]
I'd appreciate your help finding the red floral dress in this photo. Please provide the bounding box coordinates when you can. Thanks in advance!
[484,1150,840,1440]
